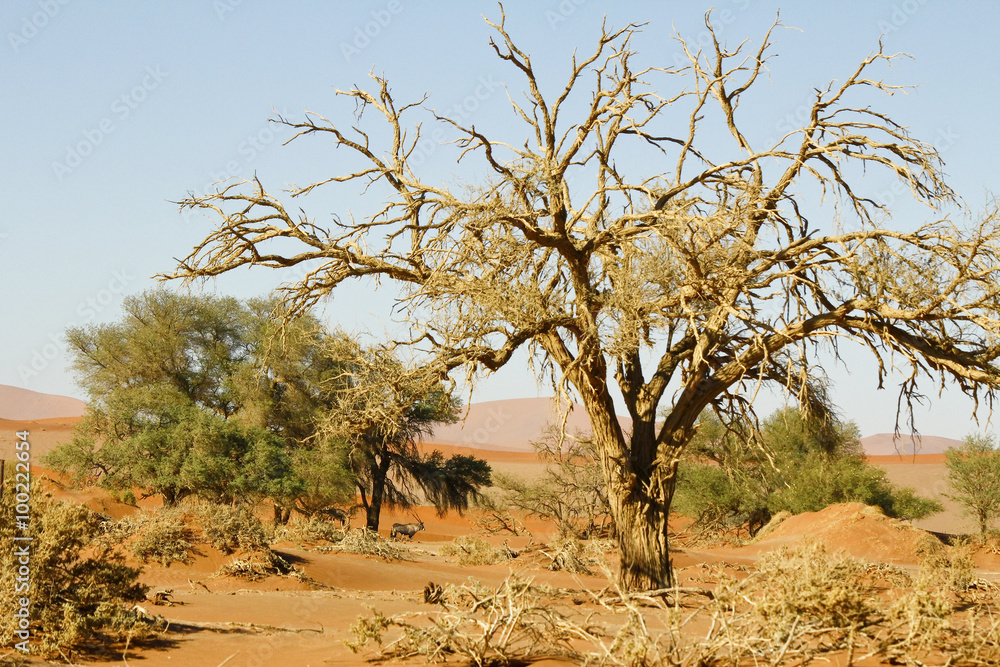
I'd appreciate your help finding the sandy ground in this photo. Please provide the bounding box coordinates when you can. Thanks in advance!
[2,411,996,665]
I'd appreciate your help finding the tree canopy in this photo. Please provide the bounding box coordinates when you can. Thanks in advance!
[164,11,1000,589]
[48,289,490,529]
[945,434,1000,534]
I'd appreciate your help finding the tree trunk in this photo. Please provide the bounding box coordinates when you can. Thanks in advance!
[584,395,682,591]
[365,454,393,531]
[607,473,676,590]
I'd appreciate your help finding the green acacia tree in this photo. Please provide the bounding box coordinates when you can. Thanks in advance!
[322,335,492,531]
[676,407,942,531]
[45,289,339,513]
[945,434,1000,534]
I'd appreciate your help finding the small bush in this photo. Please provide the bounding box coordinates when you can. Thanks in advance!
[218,549,293,581]
[128,510,197,566]
[195,502,270,554]
[277,514,348,545]
[748,541,876,643]
[0,491,151,658]
[441,536,516,566]
[317,527,409,561]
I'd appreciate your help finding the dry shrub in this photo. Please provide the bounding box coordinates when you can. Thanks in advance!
[348,540,1000,667]
[473,507,529,536]
[545,537,611,574]
[316,527,409,561]
[194,502,270,554]
[0,492,153,658]
[126,510,197,567]
[440,536,516,566]
[346,576,596,664]
[276,514,348,545]
[217,548,293,581]
[747,541,876,645]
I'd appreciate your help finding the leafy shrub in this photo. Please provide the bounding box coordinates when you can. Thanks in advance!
[0,491,151,657]
[676,408,942,534]
[945,433,1000,534]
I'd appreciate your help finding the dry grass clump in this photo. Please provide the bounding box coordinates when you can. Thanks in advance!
[544,537,614,575]
[347,576,597,664]
[193,502,270,554]
[276,514,349,545]
[316,527,410,561]
[440,536,517,566]
[746,541,877,646]
[217,548,294,581]
[0,490,154,658]
[125,510,197,567]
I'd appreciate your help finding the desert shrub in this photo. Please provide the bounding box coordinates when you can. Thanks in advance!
[0,491,151,658]
[486,429,613,539]
[945,433,1000,534]
[318,527,409,561]
[128,510,197,566]
[194,502,270,554]
[676,408,942,535]
[277,514,349,545]
[346,576,588,663]
[747,541,876,643]
[440,536,516,566]
[218,548,294,581]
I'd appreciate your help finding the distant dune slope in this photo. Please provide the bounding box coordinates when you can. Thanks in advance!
[859,433,962,456]
[427,397,633,452]
[0,384,87,420]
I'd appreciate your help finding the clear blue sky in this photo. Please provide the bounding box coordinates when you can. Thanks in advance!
[3,0,999,439]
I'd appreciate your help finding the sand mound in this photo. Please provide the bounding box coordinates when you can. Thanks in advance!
[0,384,87,420]
[748,502,930,565]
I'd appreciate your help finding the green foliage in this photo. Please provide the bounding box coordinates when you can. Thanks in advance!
[323,336,491,530]
[0,491,150,657]
[675,407,942,530]
[289,441,355,516]
[44,288,347,512]
[945,433,1000,534]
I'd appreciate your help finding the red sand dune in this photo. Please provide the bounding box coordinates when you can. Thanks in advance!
[860,432,962,456]
[429,397,632,452]
[0,383,86,420]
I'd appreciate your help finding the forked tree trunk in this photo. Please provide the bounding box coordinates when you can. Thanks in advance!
[585,402,680,591]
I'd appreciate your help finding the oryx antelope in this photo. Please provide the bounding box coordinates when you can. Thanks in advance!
[390,520,425,541]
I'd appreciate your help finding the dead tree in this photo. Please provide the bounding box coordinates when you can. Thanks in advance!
[165,10,1000,590]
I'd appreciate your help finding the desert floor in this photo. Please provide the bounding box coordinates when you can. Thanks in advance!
[2,418,998,666]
